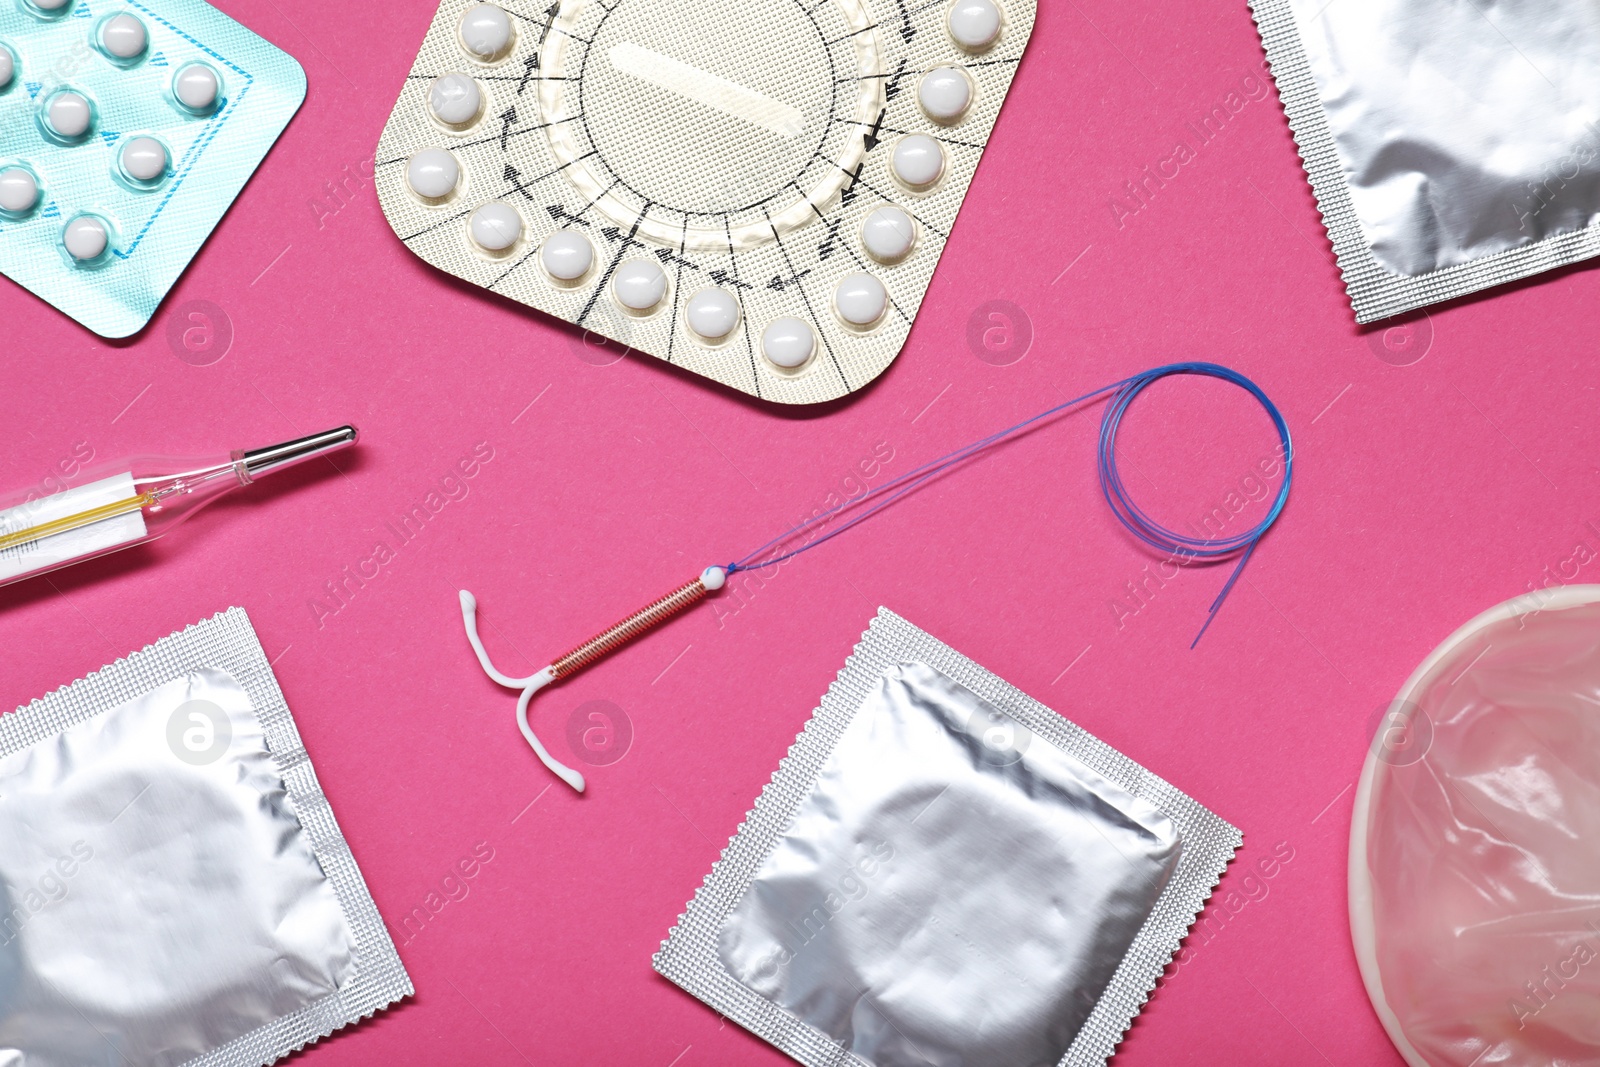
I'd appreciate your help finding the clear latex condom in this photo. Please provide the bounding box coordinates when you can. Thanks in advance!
[1351,585,1600,1067]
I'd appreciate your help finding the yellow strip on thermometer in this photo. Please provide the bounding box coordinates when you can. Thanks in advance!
[0,493,155,554]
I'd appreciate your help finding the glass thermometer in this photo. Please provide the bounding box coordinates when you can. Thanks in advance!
[0,426,357,589]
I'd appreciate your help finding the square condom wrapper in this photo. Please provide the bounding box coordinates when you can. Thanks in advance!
[0,0,305,338]
[0,608,411,1067]
[654,609,1241,1067]
[1251,0,1600,322]
[374,0,1035,404]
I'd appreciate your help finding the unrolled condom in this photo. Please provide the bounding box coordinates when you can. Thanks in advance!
[1352,586,1600,1066]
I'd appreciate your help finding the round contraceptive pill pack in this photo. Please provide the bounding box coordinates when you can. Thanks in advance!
[0,0,304,338]
[375,0,1035,404]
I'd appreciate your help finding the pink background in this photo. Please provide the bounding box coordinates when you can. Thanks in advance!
[2,0,1595,1063]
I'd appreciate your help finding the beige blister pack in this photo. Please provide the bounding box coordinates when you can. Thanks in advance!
[374,0,1035,403]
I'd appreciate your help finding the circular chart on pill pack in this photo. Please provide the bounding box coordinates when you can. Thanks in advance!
[375,0,1037,403]
[538,0,883,251]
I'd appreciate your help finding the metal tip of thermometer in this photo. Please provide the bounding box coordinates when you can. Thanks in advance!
[241,425,359,481]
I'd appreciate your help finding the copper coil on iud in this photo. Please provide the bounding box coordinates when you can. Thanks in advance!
[551,575,712,679]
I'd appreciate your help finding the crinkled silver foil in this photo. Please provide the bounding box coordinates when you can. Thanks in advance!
[655,609,1240,1067]
[0,608,411,1067]
[1251,0,1600,321]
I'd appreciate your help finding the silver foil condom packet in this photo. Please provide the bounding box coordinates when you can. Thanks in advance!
[1250,0,1600,321]
[0,608,411,1067]
[654,609,1240,1067]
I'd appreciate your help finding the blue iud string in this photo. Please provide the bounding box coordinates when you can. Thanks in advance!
[725,361,1294,648]
[461,361,1294,792]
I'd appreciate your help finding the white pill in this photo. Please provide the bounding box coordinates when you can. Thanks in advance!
[0,167,39,214]
[685,288,739,340]
[45,91,92,139]
[119,136,167,181]
[613,259,666,311]
[174,63,220,111]
[948,0,1001,49]
[861,206,915,262]
[0,49,14,90]
[541,229,593,280]
[834,272,888,326]
[100,13,146,58]
[919,67,972,122]
[407,148,459,198]
[892,134,945,188]
[429,73,481,125]
[469,201,522,250]
[64,215,108,261]
[32,0,70,10]
[762,317,814,368]
[460,4,512,59]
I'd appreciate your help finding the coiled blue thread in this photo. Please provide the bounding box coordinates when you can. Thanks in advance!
[726,362,1293,648]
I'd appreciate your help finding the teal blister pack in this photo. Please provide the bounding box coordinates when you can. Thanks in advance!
[0,0,304,337]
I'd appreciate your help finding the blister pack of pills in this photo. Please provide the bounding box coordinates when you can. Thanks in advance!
[0,0,305,338]
[375,0,1035,404]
